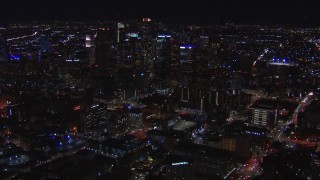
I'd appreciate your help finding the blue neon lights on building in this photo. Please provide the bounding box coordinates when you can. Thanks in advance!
[9,54,21,61]
[180,45,194,49]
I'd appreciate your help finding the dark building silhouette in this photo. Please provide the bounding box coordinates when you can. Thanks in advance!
[298,100,320,129]
[165,155,193,180]
[0,35,8,61]
[95,28,112,73]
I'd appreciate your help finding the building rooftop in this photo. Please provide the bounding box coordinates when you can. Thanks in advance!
[172,121,198,132]
[250,98,298,112]
[250,99,278,111]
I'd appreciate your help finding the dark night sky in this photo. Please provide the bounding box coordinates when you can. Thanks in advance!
[1,0,320,24]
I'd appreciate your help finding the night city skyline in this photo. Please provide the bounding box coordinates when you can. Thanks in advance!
[1,0,320,24]
[1,0,320,180]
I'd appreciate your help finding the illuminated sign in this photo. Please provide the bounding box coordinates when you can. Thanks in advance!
[172,162,189,166]
[143,18,151,22]
[9,54,21,61]
[158,35,171,38]
[127,33,139,38]
[91,104,99,109]
[180,45,194,49]
[66,59,80,62]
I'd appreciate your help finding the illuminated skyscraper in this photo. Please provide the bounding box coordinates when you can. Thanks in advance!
[117,23,125,43]
[180,45,195,86]
[39,34,51,52]
[155,34,172,82]
[85,34,95,65]
[156,34,172,62]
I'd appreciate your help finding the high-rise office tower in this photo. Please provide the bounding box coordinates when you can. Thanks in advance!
[180,45,196,86]
[117,23,125,43]
[155,34,172,83]
[85,34,95,65]
[95,28,112,72]
[39,34,51,52]
[38,34,51,62]
[156,34,172,62]
[0,36,8,61]
[139,20,155,78]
